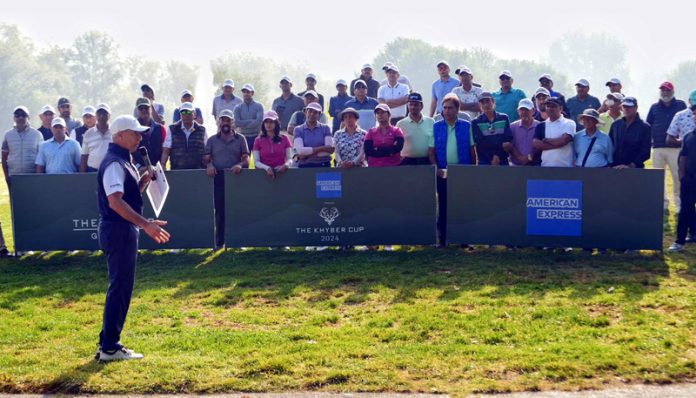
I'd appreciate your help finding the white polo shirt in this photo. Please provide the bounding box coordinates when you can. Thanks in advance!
[81,127,112,169]
[377,82,409,118]
[540,116,576,167]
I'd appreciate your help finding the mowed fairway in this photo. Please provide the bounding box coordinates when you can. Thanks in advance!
[0,169,695,396]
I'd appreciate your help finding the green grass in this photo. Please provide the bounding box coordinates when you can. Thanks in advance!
[0,167,695,396]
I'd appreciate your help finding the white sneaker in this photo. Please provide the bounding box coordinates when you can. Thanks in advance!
[315,246,329,251]
[668,243,685,252]
[98,347,144,362]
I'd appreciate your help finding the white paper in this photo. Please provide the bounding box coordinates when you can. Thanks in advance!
[145,162,169,218]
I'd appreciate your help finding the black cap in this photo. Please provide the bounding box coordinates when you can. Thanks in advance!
[408,92,423,103]
[57,97,70,106]
[546,97,563,106]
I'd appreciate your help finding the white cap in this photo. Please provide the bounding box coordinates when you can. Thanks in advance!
[538,73,553,81]
[606,78,621,86]
[96,103,111,114]
[222,79,235,88]
[180,89,193,97]
[179,102,195,112]
[306,102,323,113]
[111,115,148,135]
[517,99,535,110]
[382,62,394,70]
[82,106,96,116]
[575,78,590,87]
[280,75,293,83]
[436,60,449,68]
[535,87,551,97]
[13,106,30,115]
[242,83,255,92]
[40,105,55,115]
[51,117,66,127]
[218,109,235,120]
[336,79,348,87]
[305,73,317,81]
[385,64,399,73]
[361,63,373,70]
[499,70,513,79]
[455,65,472,75]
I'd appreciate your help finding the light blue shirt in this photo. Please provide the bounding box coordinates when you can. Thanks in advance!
[573,129,613,167]
[431,76,460,114]
[35,137,81,174]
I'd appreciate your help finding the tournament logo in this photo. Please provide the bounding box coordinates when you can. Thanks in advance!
[319,207,340,226]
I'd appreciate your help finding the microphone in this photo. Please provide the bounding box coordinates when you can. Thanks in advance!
[138,146,156,180]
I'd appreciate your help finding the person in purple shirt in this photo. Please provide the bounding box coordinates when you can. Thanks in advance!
[505,99,541,166]
[293,102,334,168]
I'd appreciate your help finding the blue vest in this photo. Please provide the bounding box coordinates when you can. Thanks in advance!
[433,119,473,168]
[97,143,143,223]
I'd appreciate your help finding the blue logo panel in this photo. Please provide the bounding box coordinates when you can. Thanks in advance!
[316,172,342,199]
[526,180,582,236]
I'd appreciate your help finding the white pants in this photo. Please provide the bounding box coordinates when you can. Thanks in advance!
[652,147,681,211]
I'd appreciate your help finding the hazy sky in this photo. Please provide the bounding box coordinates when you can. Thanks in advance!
[5,0,695,83]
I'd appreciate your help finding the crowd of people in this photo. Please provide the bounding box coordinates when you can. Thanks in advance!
[2,61,696,253]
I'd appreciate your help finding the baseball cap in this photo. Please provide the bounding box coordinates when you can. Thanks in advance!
[140,83,153,92]
[517,99,535,110]
[546,97,563,106]
[382,62,394,71]
[305,73,317,81]
[305,102,323,113]
[111,115,149,135]
[455,65,472,75]
[223,79,235,88]
[606,78,622,86]
[538,73,553,82]
[51,117,66,127]
[218,109,235,120]
[180,89,193,98]
[478,92,494,101]
[353,79,367,89]
[578,108,604,124]
[659,81,675,91]
[607,92,625,102]
[242,84,255,92]
[262,110,278,121]
[535,87,551,97]
[361,63,373,70]
[408,92,423,103]
[622,97,638,107]
[82,106,96,116]
[575,79,590,87]
[340,107,359,119]
[303,90,318,98]
[385,64,399,73]
[180,102,195,112]
[280,75,293,84]
[135,97,151,108]
[96,103,111,114]
[57,97,70,107]
[436,60,449,68]
[499,70,513,79]
[336,79,348,87]
[40,105,55,115]
[13,106,29,116]
[374,103,391,113]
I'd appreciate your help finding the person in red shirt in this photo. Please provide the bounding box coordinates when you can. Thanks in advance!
[364,104,405,167]
[252,110,292,178]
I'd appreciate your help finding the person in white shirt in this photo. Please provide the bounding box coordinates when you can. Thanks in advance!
[532,97,576,167]
[80,103,112,172]
[377,64,410,125]
[450,65,483,119]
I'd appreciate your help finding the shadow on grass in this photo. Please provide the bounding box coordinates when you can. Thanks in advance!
[44,360,105,394]
[0,247,679,311]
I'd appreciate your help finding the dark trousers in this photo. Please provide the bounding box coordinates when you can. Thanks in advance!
[436,176,447,245]
[400,157,431,166]
[98,220,139,351]
[213,172,225,247]
[676,175,696,244]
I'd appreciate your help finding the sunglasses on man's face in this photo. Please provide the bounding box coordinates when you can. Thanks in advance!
[14,114,28,118]
[180,110,194,116]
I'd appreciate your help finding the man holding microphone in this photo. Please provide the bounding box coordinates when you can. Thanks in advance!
[96,115,170,361]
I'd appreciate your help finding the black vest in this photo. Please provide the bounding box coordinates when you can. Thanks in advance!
[97,143,143,223]
[73,125,89,146]
[168,122,206,170]
[132,121,164,167]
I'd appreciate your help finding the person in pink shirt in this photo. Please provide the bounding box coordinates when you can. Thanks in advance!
[252,110,293,179]
[364,104,404,167]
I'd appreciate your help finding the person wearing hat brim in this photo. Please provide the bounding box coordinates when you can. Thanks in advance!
[293,103,334,168]
[668,115,696,251]
[71,107,97,146]
[567,81,602,132]
[287,91,328,135]
[451,68,484,119]
[272,77,306,131]
[598,93,624,134]
[161,102,208,170]
[471,93,513,165]
[397,93,435,166]
[36,118,82,174]
[297,75,325,110]
[378,67,410,125]
[364,104,405,168]
[532,98,577,167]
[597,80,624,114]
[38,106,56,140]
[212,80,242,124]
[253,111,293,177]
[329,80,353,133]
[429,62,459,118]
[133,98,166,174]
[80,106,113,172]
[609,97,651,169]
[492,72,527,123]
[507,100,541,166]
[648,82,688,213]
[350,64,380,98]
[139,85,165,124]
[233,85,265,151]
[173,91,204,125]
[95,115,170,362]
[57,98,84,133]
[573,110,613,168]
[334,108,367,169]
[344,81,380,131]
[538,75,569,117]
